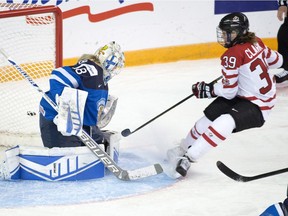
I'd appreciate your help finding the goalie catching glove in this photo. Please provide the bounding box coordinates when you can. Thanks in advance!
[192,81,216,99]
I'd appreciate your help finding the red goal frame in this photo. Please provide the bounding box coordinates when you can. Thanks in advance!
[0,5,63,67]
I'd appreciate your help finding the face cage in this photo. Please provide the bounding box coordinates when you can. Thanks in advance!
[216,27,232,48]
[103,67,122,84]
[103,55,124,84]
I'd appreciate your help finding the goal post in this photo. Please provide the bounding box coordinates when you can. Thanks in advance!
[0,4,63,147]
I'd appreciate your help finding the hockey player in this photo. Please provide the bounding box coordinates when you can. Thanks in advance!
[168,12,283,177]
[39,41,125,150]
[275,0,288,83]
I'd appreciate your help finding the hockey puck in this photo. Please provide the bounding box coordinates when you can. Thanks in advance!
[27,111,37,116]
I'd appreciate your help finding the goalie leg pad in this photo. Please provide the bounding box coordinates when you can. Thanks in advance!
[0,146,20,180]
[19,146,105,181]
[0,145,113,181]
[102,130,121,163]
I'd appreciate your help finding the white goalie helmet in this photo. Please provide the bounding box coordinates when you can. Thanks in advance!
[95,41,125,83]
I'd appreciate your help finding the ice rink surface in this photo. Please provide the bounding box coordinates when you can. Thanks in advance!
[1,59,288,216]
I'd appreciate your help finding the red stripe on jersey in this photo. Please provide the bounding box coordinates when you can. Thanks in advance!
[227,74,238,79]
[208,126,226,141]
[268,52,280,66]
[202,133,218,147]
[239,94,276,102]
[264,94,276,102]
[222,73,238,80]
[266,48,272,59]
[260,105,274,110]
[222,70,238,79]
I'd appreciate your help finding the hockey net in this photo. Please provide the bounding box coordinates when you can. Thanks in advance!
[0,4,62,147]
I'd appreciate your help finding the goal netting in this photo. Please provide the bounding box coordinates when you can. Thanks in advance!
[0,4,62,147]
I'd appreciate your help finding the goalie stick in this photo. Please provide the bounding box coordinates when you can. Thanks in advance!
[0,48,163,181]
[216,161,288,182]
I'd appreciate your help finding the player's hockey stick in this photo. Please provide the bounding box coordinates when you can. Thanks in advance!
[216,161,288,182]
[0,48,163,181]
[121,75,223,137]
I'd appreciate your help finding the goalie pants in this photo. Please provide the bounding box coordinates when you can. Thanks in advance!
[40,114,108,148]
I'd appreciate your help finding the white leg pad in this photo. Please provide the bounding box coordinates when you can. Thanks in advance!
[105,131,121,162]
[0,146,20,180]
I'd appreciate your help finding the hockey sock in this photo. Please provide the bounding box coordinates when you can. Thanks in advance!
[186,114,235,161]
[182,116,212,150]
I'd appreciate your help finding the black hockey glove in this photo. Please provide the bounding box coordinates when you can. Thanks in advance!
[192,81,216,99]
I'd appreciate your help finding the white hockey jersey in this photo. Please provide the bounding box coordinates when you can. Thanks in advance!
[214,37,283,120]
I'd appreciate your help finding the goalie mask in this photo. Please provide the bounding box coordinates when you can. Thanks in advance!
[95,41,125,84]
[217,12,249,48]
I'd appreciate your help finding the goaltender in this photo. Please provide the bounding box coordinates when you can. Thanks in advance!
[39,41,125,150]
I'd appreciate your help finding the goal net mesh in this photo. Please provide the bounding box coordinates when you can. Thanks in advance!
[0,4,62,147]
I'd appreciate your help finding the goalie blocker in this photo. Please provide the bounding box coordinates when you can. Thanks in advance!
[0,131,120,181]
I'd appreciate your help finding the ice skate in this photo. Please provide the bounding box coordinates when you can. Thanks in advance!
[275,70,288,84]
[175,155,193,177]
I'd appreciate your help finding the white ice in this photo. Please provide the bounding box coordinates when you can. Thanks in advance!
[1,59,288,216]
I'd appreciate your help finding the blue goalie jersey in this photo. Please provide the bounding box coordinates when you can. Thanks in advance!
[40,59,108,126]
